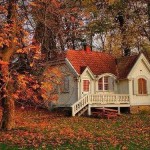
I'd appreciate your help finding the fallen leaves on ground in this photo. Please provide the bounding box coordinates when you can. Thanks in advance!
[0,107,150,149]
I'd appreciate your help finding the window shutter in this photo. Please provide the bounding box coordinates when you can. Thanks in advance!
[64,76,69,92]
[98,78,103,90]
[148,79,150,95]
[137,78,148,95]
[133,79,138,95]
[143,79,147,94]
[138,78,142,94]
[108,77,114,91]
[61,76,69,93]
[114,81,117,93]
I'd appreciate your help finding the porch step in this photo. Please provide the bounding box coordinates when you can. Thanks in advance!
[77,106,88,116]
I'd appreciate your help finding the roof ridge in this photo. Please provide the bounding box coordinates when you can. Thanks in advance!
[67,49,115,56]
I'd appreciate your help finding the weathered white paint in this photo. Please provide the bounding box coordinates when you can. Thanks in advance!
[117,80,129,94]
[128,54,150,106]
[88,105,91,116]
[71,93,130,116]
[54,63,78,106]
[57,74,78,106]
[79,67,95,98]
[128,79,134,105]
[65,58,79,76]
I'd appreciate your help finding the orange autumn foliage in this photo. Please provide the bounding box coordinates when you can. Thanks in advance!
[13,73,41,105]
[41,66,63,107]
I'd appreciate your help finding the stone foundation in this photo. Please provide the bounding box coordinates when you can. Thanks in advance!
[130,105,150,114]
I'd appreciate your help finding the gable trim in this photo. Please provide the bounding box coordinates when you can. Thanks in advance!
[81,66,95,80]
[127,53,150,79]
[141,58,150,72]
[65,58,79,76]
[97,73,117,80]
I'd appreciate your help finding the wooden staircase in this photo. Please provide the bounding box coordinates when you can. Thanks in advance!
[71,95,89,116]
[77,106,88,116]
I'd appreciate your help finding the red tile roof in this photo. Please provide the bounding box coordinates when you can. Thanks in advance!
[55,49,140,79]
[66,49,117,76]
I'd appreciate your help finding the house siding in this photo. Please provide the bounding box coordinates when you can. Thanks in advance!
[57,75,78,106]
[117,80,129,94]
[56,64,78,106]
[79,69,95,99]
[128,54,150,106]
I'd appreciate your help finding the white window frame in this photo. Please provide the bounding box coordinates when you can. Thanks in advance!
[98,76,109,91]
[98,75,115,92]
[138,78,147,95]
[134,76,150,95]
[83,79,90,92]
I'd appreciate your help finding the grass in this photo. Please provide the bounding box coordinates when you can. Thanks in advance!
[0,107,150,150]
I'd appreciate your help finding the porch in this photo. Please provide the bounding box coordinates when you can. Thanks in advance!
[71,94,130,116]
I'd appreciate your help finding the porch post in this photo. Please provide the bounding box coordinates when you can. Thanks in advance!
[88,105,91,116]
[128,78,134,105]
[118,107,120,114]
[77,78,80,100]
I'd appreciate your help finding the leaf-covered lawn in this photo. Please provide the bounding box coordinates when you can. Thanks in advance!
[0,107,150,150]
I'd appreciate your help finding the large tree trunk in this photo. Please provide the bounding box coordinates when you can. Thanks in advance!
[34,22,57,60]
[0,64,15,130]
[0,0,17,130]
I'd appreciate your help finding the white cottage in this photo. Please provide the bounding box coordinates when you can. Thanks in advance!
[50,47,150,116]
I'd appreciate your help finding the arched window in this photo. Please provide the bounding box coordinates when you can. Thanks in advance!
[138,78,147,94]
[98,76,114,91]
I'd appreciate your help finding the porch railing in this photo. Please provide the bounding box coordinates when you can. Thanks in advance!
[71,94,130,116]
[71,94,89,116]
[89,94,130,104]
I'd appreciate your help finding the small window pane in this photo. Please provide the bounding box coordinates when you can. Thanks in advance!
[104,84,108,90]
[104,76,109,90]
[83,80,90,92]
[98,76,114,91]
[98,78,103,90]
[104,76,108,83]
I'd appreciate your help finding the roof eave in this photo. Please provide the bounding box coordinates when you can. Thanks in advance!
[65,58,79,76]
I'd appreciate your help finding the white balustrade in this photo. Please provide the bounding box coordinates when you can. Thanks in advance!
[71,94,130,116]
[89,94,129,104]
[71,95,89,116]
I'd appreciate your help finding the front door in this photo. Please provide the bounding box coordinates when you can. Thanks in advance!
[81,79,90,97]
